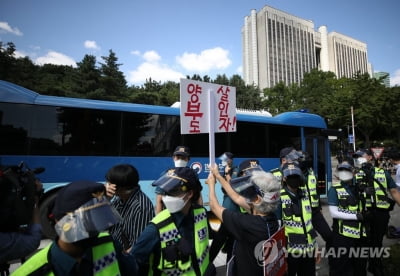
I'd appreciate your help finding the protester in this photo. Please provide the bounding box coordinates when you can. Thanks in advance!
[208,162,280,276]
[279,162,317,276]
[129,167,213,275]
[209,152,239,263]
[105,164,155,252]
[353,149,400,275]
[11,180,135,276]
[328,159,369,276]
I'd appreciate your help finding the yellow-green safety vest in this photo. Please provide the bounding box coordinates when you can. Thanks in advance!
[11,232,120,276]
[280,187,317,254]
[355,167,390,209]
[271,168,283,184]
[305,169,319,208]
[150,207,209,276]
[273,168,319,208]
[333,183,366,239]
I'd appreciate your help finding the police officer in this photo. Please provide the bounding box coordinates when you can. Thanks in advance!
[130,167,213,275]
[279,162,317,276]
[353,149,400,276]
[328,159,369,276]
[272,147,332,247]
[155,146,203,214]
[12,180,135,276]
[270,146,297,183]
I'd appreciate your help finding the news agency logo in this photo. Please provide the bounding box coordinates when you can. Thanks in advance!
[253,242,391,266]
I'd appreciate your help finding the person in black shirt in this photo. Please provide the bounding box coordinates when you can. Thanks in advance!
[207,162,280,276]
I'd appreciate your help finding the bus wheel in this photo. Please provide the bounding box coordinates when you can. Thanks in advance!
[39,192,58,239]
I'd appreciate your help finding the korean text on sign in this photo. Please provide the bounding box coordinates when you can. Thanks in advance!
[180,79,236,135]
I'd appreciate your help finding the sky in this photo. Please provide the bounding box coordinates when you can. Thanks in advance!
[1,0,400,87]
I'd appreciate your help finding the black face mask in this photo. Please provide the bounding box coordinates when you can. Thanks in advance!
[298,161,310,173]
[285,176,303,189]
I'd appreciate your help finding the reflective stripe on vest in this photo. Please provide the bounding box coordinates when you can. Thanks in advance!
[332,183,366,239]
[150,207,209,275]
[306,169,319,208]
[280,187,316,254]
[92,232,120,275]
[11,232,120,276]
[271,169,283,184]
[355,167,390,209]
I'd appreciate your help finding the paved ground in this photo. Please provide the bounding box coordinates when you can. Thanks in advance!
[8,201,400,275]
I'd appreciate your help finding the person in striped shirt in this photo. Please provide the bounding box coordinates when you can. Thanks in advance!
[105,164,155,252]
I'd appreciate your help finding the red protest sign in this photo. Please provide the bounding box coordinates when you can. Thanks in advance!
[263,227,287,276]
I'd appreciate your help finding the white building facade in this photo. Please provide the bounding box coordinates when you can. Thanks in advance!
[242,5,371,89]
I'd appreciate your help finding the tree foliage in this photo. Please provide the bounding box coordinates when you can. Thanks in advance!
[0,41,399,148]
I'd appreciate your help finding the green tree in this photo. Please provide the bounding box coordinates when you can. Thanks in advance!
[99,50,127,101]
[0,42,17,81]
[297,69,338,115]
[341,72,387,148]
[72,54,102,98]
[262,82,298,115]
[35,64,76,96]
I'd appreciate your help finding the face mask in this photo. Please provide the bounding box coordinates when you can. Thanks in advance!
[221,161,228,167]
[338,171,353,182]
[174,160,188,167]
[286,177,301,189]
[357,157,367,166]
[162,194,188,213]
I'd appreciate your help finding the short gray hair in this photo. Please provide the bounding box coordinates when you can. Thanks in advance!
[250,171,280,215]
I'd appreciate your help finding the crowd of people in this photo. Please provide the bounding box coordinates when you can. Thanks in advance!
[2,145,400,276]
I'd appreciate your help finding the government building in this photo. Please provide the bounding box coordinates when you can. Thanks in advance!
[242,5,372,89]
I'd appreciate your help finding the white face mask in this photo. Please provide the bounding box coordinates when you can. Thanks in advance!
[357,157,367,166]
[221,161,228,167]
[162,194,188,213]
[338,171,353,182]
[174,160,188,167]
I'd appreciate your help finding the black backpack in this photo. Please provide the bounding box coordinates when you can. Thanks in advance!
[0,164,37,232]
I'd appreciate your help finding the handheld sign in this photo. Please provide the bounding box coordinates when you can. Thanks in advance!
[180,79,236,166]
[263,227,287,276]
[179,79,236,134]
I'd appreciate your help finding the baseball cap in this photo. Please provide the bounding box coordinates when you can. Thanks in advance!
[152,167,200,195]
[52,180,121,242]
[282,162,303,177]
[173,146,190,157]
